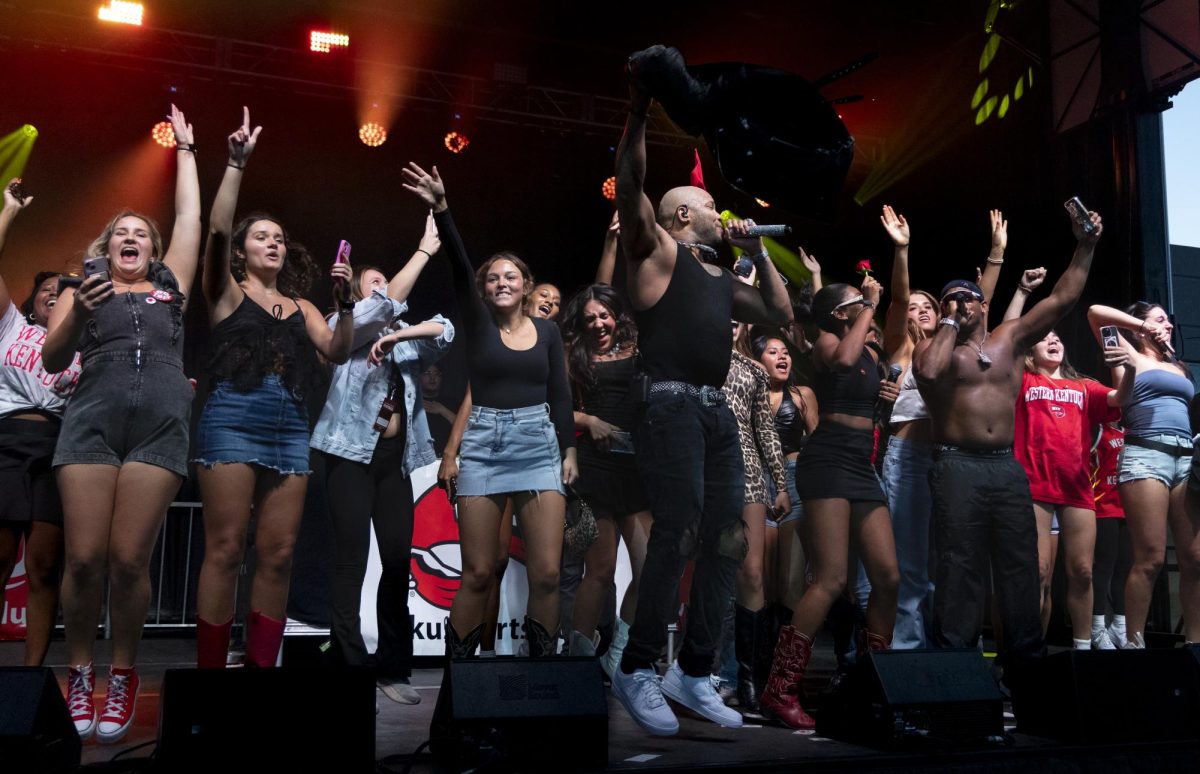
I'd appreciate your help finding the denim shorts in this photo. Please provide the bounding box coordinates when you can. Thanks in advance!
[1117,433,1192,489]
[766,458,804,527]
[456,403,563,497]
[193,376,312,476]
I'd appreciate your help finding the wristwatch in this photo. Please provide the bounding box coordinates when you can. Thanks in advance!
[938,317,960,331]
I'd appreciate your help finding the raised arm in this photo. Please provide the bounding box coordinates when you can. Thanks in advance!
[1001,267,1046,322]
[819,274,882,370]
[300,254,355,364]
[401,162,484,327]
[880,204,911,359]
[614,73,669,267]
[977,209,1007,304]
[203,107,262,321]
[729,231,792,326]
[368,320,447,366]
[596,210,620,284]
[0,179,34,312]
[914,296,971,388]
[160,105,202,302]
[388,212,441,303]
[800,248,822,293]
[1008,210,1102,348]
[1087,304,1172,352]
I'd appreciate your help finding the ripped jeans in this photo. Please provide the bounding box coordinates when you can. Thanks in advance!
[621,390,745,677]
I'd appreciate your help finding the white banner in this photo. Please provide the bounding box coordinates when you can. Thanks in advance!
[360,460,631,656]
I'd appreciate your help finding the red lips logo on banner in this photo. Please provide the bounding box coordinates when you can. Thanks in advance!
[408,483,528,611]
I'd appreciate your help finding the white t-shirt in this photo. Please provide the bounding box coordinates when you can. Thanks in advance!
[0,301,82,417]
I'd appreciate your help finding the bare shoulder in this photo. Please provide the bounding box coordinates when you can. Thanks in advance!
[626,226,679,310]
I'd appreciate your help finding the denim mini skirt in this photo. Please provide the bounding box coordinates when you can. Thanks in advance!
[193,375,312,475]
[456,403,563,497]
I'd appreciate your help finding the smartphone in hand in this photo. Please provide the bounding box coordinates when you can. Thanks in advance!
[1100,325,1120,349]
[1064,196,1096,234]
[82,256,111,284]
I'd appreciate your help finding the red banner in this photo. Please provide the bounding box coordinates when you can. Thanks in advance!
[1,535,28,640]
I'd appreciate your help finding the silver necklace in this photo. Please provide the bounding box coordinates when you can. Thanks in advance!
[971,333,992,366]
[675,240,720,261]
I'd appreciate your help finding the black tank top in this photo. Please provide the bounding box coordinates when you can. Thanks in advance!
[814,348,880,419]
[634,244,733,388]
[206,294,320,399]
[774,388,808,455]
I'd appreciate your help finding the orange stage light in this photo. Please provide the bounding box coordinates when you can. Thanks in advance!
[310,31,350,53]
[359,122,387,147]
[444,131,470,154]
[601,176,617,201]
[151,121,176,148]
[98,1,144,26]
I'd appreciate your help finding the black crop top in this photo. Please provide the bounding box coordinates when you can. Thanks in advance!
[634,243,733,388]
[433,208,574,453]
[206,294,321,400]
[813,348,880,419]
[774,388,808,455]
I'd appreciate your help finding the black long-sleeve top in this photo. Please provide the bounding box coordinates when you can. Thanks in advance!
[434,208,575,455]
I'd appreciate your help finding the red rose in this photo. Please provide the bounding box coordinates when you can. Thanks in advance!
[856,259,873,275]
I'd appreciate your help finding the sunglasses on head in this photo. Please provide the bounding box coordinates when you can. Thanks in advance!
[835,294,865,310]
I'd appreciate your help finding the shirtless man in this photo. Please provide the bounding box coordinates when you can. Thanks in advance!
[610,51,791,736]
[914,208,1103,679]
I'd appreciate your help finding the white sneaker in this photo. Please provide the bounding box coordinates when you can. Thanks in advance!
[611,667,679,736]
[601,619,630,680]
[1092,628,1116,650]
[378,677,421,705]
[1121,631,1146,649]
[1108,623,1128,649]
[661,661,743,728]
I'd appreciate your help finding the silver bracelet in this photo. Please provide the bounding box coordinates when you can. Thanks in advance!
[938,317,960,332]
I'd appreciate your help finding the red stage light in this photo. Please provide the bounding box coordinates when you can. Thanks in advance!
[98,1,144,26]
[151,121,176,148]
[444,131,470,154]
[310,31,350,53]
[602,176,617,201]
[359,122,387,147]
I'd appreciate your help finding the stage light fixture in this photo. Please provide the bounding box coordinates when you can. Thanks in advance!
[22,125,37,139]
[310,31,350,53]
[601,176,616,201]
[359,122,387,147]
[151,121,176,148]
[444,131,470,154]
[98,1,144,26]
[755,198,771,208]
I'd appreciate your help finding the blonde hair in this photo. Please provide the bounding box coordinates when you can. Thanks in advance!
[87,210,164,263]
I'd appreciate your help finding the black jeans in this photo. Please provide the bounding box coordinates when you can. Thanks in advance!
[1093,517,1132,617]
[321,434,414,678]
[621,391,745,677]
[929,448,1044,667]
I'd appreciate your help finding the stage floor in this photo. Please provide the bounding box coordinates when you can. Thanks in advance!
[3,636,1197,772]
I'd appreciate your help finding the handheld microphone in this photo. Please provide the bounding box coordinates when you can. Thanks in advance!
[887,363,903,383]
[744,224,793,237]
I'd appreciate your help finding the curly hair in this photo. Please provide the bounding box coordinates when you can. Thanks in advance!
[474,251,534,307]
[560,283,638,394]
[230,213,320,298]
[87,210,164,263]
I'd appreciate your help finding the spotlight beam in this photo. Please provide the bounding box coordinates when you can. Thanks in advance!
[0,126,38,184]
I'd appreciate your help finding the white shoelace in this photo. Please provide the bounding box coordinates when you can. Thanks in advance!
[631,671,666,709]
[102,674,132,717]
[67,669,95,716]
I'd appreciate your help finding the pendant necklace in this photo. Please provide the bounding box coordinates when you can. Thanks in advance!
[972,333,992,366]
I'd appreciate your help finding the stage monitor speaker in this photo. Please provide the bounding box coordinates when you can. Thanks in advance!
[446,656,607,770]
[156,666,374,771]
[1015,647,1200,743]
[0,667,81,774]
[817,649,1005,748]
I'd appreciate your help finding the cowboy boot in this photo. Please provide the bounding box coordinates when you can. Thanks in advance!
[244,611,285,668]
[759,625,816,730]
[525,616,558,657]
[196,616,233,669]
[735,605,768,711]
[430,619,484,760]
